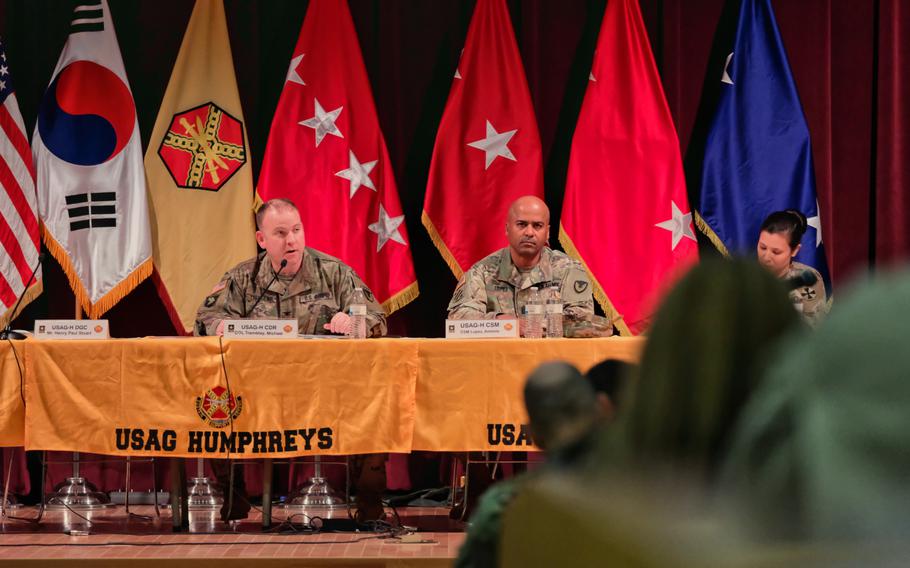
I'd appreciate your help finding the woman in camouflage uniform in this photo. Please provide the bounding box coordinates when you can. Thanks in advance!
[756,210,827,327]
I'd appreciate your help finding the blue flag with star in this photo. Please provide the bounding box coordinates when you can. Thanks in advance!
[696,0,831,294]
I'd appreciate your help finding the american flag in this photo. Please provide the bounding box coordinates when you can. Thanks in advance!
[0,37,41,329]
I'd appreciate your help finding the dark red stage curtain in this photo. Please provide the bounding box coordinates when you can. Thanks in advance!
[876,0,910,267]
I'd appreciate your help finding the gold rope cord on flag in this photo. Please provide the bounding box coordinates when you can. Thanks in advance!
[41,223,152,319]
[0,281,43,330]
[693,211,731,257]
[382,280,419,315]
[558,225,631,337]
[421,210,464,281]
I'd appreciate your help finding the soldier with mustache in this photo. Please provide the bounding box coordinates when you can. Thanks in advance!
[447,196,594,334]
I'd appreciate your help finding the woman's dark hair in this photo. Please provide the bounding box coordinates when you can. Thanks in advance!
[759,210,808,249]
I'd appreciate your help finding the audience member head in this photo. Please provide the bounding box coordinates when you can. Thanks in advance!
[722,268,910,540]
[585,358,634,420]
[757,210,808,277]
[524,361,600,452]
[608,257,801,480]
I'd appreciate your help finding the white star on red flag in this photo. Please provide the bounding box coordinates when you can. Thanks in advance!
[467,120,517,169]
[368,203,406,252]
[300,98,344,147]
[286,53,305,85]
[335,150,377,199]
[654,200,697,250]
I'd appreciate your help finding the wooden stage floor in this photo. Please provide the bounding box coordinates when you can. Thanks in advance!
[0,505,466,567]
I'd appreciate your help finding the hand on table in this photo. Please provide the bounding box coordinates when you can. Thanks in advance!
[323,312,352,335]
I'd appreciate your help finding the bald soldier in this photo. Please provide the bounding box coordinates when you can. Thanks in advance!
[195,198,386,337]
[447,196,594,330]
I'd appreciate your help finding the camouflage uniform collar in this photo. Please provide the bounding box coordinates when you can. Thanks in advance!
[496,247,553,289]
[785,260,810,277]
[255,249,319,296]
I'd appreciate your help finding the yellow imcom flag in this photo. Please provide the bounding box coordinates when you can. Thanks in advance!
[144,0,255,334]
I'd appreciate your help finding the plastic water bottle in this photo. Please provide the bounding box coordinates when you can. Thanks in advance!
[524,286,544,339]
[546,284,564,338]
[348,288,368,339]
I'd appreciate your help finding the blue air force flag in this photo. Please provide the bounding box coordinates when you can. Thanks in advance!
[695,0,831,293]
[32,0,151,317]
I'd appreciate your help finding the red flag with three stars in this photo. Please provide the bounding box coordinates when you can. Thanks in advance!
[559,0,698,335]
[256,0,417,313]
[422,0,544,278]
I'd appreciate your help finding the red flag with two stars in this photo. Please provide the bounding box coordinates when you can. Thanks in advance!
[422,0,544,279]
[560,0,698,335]
[256,0,417,313]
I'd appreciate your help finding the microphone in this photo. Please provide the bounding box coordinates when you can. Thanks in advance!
[244,258,287,317]
[783,269,818,291]
[1,253,45,340]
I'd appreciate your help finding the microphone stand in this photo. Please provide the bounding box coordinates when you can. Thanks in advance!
[243,258,287,317]
[1,254,44,340]
[218,257,287,521]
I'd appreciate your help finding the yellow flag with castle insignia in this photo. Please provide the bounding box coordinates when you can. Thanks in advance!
[144,0,255,334]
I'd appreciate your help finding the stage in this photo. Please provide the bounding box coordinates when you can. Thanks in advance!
[0,505,463,566]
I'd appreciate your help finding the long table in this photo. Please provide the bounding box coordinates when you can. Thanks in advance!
[3,337,644,456]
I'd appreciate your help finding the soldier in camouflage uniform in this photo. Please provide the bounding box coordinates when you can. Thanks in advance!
[445,196,594,521]
[757,209,828,328]
[194,248,387,337]
[195,201,386,337]
[193,198,388,523]
[447,195,594,328]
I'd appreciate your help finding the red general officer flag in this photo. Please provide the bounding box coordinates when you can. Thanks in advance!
[422,0,544,278]
[560,0,698,335]
[256,0,417,313]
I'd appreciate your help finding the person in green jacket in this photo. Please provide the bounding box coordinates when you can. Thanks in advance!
[455,359,628,568]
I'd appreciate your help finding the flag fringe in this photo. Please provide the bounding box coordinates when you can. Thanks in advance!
[0,280,43,330]
[558,225,632,337]
[421,210,464,281]
[41,223,92,315]
[151,267,192,335]
[41,223,152,319]
[694,211,731,257]
[87,258,153,319]
[382,281,419,315]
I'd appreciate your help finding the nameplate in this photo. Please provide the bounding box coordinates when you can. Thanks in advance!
[34,320,109,339]
[445,319,519,339]
[223,319,297,338]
